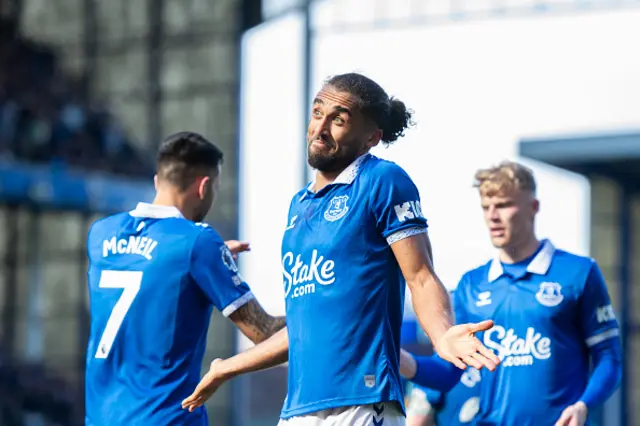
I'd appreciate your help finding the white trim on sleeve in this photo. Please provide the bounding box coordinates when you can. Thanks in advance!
[585,328,620,347]
[222,292,255,317]
[386,227,427,245]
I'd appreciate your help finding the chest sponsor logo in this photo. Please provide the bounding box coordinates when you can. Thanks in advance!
[484,325,551,367]
[282,249,335,299]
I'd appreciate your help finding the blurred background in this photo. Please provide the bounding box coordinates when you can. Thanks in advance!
[0,0,638,424]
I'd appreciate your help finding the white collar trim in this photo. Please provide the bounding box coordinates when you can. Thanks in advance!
[488,239,555,282]
[129,202,184,219]
[307,153,371,192]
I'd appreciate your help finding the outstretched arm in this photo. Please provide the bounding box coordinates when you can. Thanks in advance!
[183,298,288,413]
[555,262,622,425]
[392,233,451,345]
[391,232,499,371]
[228,298,286,344]
[182,328,289,411]
[219,328,288,378]
[186,232,288,409]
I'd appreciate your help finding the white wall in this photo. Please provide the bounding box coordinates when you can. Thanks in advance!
[312,8,640,291]
[240,8,640,322]
[238,12,305,324]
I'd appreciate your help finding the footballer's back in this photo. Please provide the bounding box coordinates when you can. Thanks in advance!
[86,205,213,426]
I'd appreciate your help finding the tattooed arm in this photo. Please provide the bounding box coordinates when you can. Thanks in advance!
[228,298,286,344]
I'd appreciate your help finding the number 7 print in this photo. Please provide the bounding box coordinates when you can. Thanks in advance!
[94,270,143,359]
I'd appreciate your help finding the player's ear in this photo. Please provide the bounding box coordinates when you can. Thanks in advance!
[154,175,158,190]
[366,128,382,149]
[532,198,540,215]
[197,176,211,200]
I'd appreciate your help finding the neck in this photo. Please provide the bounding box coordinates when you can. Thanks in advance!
[498,235,540,264]
[311,151,368,192]
[152,191,193,221]
[312,169,343,192]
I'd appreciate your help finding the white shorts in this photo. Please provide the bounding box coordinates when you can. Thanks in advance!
[277,402,405,426]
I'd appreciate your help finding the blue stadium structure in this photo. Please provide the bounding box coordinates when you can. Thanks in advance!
[0,19,153,425]
[520,129,640,426]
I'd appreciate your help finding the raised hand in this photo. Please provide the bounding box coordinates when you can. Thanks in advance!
[435,320,500,371]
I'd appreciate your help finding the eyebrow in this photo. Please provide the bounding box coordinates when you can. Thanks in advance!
[312,98,352,116]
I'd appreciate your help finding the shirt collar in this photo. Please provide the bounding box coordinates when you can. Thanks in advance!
[487,239,555,282]
[129,202,184,219]
[307,153,371,193]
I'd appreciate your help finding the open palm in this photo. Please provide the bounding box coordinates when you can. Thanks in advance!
[435,320,500,371]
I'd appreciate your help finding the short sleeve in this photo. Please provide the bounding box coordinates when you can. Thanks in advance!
[370,164,428,245]
[190,228,254,317]
[580,261,620,348]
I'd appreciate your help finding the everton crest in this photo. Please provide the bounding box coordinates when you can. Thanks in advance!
[324,195,350,222]
[535,281,563,307]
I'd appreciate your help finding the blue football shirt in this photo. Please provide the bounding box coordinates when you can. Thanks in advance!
[423,367,481,425]
[455,240,619,425]
[85,203,254,426]
[280,153,428,418]
[401,317,430,347]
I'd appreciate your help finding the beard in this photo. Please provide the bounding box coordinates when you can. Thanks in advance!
[307,138,362,173]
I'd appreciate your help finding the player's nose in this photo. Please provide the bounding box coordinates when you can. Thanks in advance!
[487,207,500,220]
[309,127,330,144]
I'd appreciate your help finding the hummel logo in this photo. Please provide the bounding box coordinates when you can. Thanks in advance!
[476,291,491,307]
[372,403,384,426]
[373,403,384,416]
[285,215,297,231]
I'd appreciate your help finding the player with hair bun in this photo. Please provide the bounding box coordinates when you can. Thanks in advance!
[183,74,500,426]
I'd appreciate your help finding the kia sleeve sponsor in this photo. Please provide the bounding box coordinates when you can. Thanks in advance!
[369,164,428,243]
[581,261,621,348]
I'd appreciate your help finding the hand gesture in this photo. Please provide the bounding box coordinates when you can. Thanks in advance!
[224,240,251,260]
[555,401,588,426]
[435,320,500,371]
[182,359,227,412]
